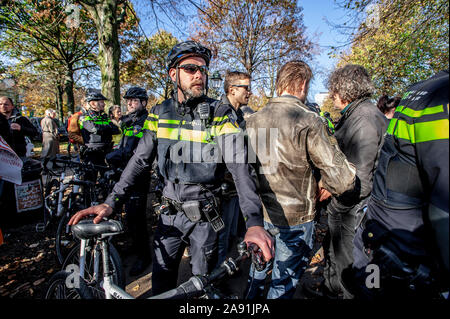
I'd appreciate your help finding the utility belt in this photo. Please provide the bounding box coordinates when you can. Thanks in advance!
[160,196,225,232]
[220,181,237,199]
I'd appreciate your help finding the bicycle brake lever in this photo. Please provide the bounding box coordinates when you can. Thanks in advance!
[248,243,266,272]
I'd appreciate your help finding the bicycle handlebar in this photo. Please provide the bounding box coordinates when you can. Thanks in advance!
[54,157,110,171]
[149,276,207,299]
[149,242,255,299]
[149,227,279,299]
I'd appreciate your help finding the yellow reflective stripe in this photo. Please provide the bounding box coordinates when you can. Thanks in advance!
[157,127,215,144]
[143,119,158,132]
[157,127,180,140]
[123,129,143,138]
[386,118,398,135]
[148,113,159,119]
[415,119,449,143]
[213,122,240,136]
[159,119,180,125]
[79,117,110,129]
[388,118,449,143]
[213,116,228,122]
[396,105,445,118]
[180,129,211,143]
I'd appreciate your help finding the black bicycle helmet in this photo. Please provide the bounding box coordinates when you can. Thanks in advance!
[123,86,148,100]
[166,40,212,71]
[85,88,107,102]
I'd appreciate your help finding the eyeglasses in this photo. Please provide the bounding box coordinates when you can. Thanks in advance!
[231,84,251,92]
[178,64,209,75]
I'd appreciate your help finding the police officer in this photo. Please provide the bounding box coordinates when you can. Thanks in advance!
[77,89,120,180]
[216,71,252,267]
[344,70,449,299]
[69,41,274,295]
[106,87,152,276]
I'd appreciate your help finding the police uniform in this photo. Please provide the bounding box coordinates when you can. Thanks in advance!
[348,70,449,299]
[104,95,263,295]
[106,108,152,269]
[78,109,120,177]
[216,95,247,267]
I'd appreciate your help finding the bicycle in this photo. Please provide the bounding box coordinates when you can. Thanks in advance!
[45,218,125,299]
[52,157,121,265]
[45,218,276,300]
[36,156,69,233]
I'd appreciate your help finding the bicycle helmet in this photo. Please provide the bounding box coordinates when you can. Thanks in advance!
[166,41,212,71]
[85,88,107,102]
[123,86,148,100]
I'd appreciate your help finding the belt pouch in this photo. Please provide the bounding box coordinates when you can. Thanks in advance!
[181,200,202,223]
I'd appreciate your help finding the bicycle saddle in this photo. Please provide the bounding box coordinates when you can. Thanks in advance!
[71,219,123,240]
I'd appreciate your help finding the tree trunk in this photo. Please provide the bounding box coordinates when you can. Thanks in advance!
[56,84,64,120]
[64,67,75,115]
[81,0,121,107]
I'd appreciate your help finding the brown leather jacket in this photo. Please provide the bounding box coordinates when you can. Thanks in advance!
[246,95,356,226]
[67,111,84,145]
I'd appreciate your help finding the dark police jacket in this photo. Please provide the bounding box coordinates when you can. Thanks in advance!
[78,110,120,152]
[106,108,149,168]
[104,95,264,228]
[353,71,449,273]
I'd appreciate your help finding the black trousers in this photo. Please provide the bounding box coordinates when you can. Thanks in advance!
[323,202,364,299]
[124,188,152,261]
[151,211,218,295]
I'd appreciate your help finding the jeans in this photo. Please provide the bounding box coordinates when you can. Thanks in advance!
[216,195,240,267]
[245,220,315,299]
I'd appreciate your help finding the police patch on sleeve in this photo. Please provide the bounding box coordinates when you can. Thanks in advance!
[134,125,142,135]
[228,112,239,128]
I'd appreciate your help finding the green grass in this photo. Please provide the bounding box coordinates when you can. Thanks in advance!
[31,141,69,157]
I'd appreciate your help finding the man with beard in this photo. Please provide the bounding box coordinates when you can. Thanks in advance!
[69,41,274,295]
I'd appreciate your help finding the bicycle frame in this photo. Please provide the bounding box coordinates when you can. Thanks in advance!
[69,220,273,300]
[81,237,133,299]
[79,236,248,300]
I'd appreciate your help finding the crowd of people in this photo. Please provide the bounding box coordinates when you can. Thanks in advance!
[0,40,448,300]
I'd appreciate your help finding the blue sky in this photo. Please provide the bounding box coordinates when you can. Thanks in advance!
[130,0,355,103]
[301,0,354,101]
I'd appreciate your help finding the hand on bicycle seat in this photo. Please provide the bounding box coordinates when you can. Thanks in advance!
[68,203,113,225]
[243,226,275,263]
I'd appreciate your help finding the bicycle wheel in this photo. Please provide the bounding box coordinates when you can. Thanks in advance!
[44,271,82,299]
[55,212,79,265]
[62,240,125,299]
[44,179,60,220]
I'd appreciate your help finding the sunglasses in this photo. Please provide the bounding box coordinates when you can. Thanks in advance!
[231,84,252,92]
[178,64,209,75]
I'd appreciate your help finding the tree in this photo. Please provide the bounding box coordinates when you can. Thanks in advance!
[320,96,341,122]
[121,30,178,99]
[191,0,315,96]
[332,0,449,97]
[0,0,98,114]
[77,0,138,106]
